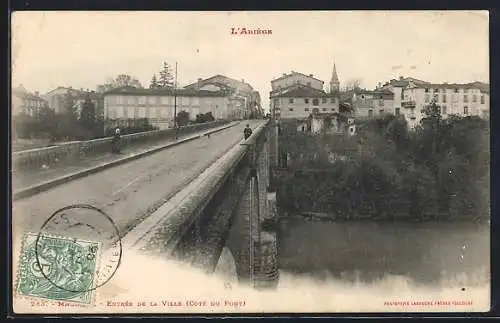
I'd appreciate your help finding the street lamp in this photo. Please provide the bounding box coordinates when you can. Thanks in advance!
[173,62,178,139]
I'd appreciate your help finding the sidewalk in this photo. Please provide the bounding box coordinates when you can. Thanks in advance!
[12,122,238,190]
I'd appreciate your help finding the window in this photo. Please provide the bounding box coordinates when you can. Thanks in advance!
[307,82,311,87]
[138,96,147,105]
[330,98,336,104]
[442,94,447,103]
[322,108,327,111]
[454,88,459,93]
[304,98,309,104]
[481,95,485,104]
[127,96,135,105]
[379,99,384,106]
[107,107,116,119]
[149,107,157,118]
[368,109,373,117]
[379,109,384,115]
[425,88,429,93]
[148,96,157,105]
[312,98,319,106]
[116,106,124,118]
[472,95,477,103]
[116,96,125,104]
[395,107,401,116]
[331,108,335,111]
[464,106,469,115]
[138,106,146,117]
[161,96,170,105]
[128,106,135,118]
[442,106,447,114]
[289,108,294,111]
[425,94,430,103]
[434,88,439,93]
[322,98,327,104]
[464,95,468,103]
[304,108,310,111]
[289,98,294,104]
[161,107,169,118]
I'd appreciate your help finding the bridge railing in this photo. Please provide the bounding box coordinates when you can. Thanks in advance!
[12,120,230,171]
[128,120,270,253]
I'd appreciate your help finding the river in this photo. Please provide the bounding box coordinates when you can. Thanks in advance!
[278,217,490,288]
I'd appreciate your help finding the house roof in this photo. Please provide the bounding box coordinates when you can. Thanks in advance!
[45,86,89,96]
[12,90,47,102]
[271,71,325,84]
[410,82,490,93]
[103,86,229,97]
[401,77,430,84]
[355,89,394,100]
[184,75,254,91]
[270,84,335,98]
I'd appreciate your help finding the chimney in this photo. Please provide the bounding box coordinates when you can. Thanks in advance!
[34,91,39,97]
[282,73,287,76]
[241,79,245,83]
[399,76,404,81]
[309,74,313,77]
[197,78,202,90]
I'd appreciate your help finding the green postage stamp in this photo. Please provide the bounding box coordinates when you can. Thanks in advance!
[16,232,101,304]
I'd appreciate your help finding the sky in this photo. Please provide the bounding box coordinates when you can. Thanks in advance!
[11,11,489,112]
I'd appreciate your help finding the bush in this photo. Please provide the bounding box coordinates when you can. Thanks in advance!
[277,110,490,222]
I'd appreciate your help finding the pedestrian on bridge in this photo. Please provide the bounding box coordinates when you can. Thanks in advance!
[244,124,252,140]
[112,127,121,154]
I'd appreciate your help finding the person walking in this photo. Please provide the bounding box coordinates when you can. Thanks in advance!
[244,124,253,140]
[112,127,121,153]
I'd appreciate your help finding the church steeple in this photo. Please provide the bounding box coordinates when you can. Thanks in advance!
[329,62,340,93]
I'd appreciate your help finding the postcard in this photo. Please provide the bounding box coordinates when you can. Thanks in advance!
[11,10,490,314]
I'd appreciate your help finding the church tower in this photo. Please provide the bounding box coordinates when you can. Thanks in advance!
[329,62,340,93]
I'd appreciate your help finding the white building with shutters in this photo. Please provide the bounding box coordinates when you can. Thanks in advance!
[103,86,232,130]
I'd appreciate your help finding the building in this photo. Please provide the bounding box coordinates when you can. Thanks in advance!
[379,76,430,118]
[183,75,262,118]
[42,86,103,118]
[270,64,341,120]
[12,85,49,116]
[401,80,490,129]
[270,84,340,119]
[103,86,234,130]
[352,89,395,119]
[271,71,325,92]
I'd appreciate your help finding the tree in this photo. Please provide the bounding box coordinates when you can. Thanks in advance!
[79,95,96,124]
[176,110,190,127]
[100,74,143,91]
[204,112,215,122]
[149,74,160,89]
[340,78,362,103]
[54,90,80,140]
[158,62,174,88]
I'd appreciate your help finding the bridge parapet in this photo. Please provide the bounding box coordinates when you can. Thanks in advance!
[12,120,230,171]
[128,119,280,289]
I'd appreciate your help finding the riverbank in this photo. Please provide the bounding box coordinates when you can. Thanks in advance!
[280,212,490,224]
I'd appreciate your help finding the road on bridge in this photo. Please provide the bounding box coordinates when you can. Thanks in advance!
[12,121,262,243]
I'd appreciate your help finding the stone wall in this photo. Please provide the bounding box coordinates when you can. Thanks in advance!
[12,120,229,171]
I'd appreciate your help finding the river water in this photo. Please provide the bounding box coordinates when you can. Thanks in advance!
[278,218,490,288]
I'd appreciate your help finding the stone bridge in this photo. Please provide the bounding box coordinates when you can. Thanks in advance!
[121,119,280,289]
[13,119,280,289]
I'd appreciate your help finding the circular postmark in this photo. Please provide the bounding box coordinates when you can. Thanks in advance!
[33,204,122,294]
